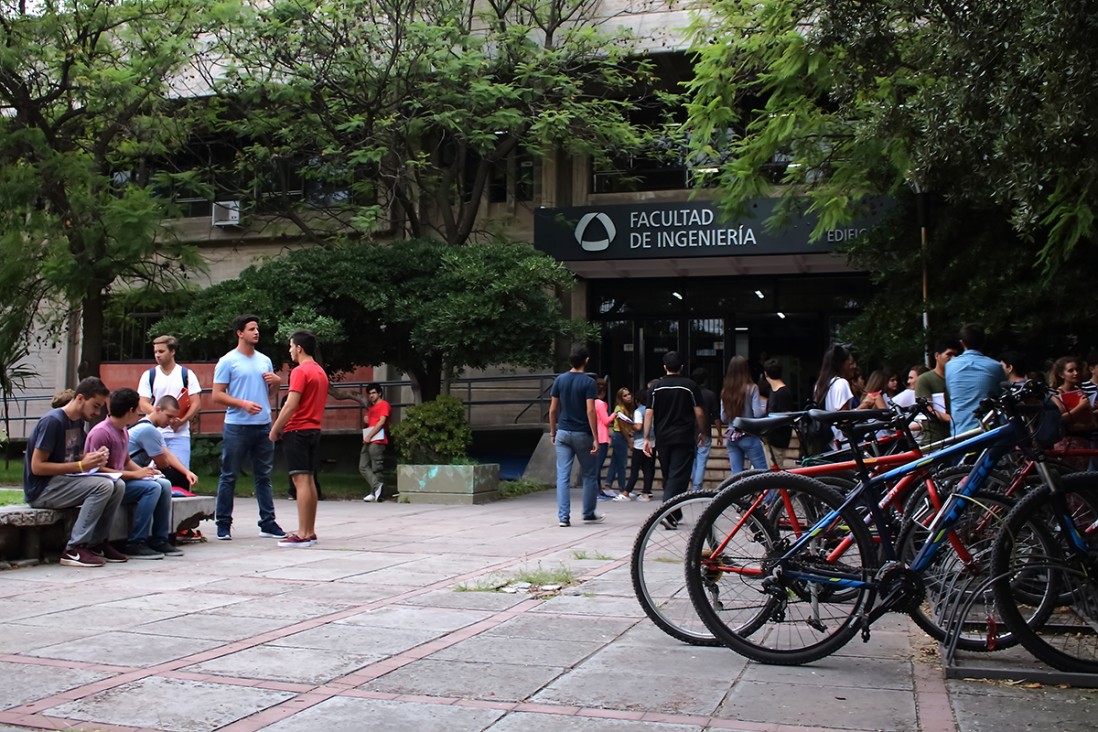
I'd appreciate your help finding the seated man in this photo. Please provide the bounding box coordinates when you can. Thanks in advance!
[129,395,199,495]
[85,388,179,559]
[23,377,126,568]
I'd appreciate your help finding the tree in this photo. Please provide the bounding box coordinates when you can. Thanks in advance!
[0,0,210,382]
[685,0,1098,268]
[153,239,593,401]
[201,0,665,245]
[839,196,1098,370]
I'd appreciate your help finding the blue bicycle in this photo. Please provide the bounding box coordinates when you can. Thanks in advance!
[683,380,1068,665]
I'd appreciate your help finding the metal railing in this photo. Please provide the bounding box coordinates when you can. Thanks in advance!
[0,372,557,442]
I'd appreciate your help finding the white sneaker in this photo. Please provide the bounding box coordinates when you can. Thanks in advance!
[363,484,383,502]
[612,493,631,501]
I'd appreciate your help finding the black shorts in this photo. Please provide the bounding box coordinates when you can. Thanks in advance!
[283,429,321,475]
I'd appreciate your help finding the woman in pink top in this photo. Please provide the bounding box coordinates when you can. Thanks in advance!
[594,378,615,499]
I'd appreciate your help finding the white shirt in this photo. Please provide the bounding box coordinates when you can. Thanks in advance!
[137,364,202,438]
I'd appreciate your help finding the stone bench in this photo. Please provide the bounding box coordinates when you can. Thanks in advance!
[0,496,216,566]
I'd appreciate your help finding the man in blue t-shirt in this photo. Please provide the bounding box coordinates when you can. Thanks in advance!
[945,323,1003,436]
[210,314,284,541]
[548,345,602,527]
[23,377,125,568]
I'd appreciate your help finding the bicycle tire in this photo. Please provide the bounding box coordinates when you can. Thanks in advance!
[684,472,877,665]
[630,490,722,646]
[897,488,1038,651]
[990,472,1098,673]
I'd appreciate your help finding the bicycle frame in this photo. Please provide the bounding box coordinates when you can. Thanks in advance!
[715,418,1027,591]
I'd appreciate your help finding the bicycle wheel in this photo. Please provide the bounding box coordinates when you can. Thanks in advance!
[630,490,722,646]
[898,487,1035,651]
[991,473,1098,673]
[684,472,877,665]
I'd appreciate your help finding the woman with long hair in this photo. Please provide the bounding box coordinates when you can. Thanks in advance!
[813,344,858,448]
[721,355,767,474]
[1050,356,1096,470]
[858,370,892,410]
[606,386,634,496]
[619,387,654,501]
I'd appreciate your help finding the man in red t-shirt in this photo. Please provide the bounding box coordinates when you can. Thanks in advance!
[359,382,390,502]
[269,330,329,547]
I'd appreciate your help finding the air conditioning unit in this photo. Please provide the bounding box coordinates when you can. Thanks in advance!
[211,200,243,227]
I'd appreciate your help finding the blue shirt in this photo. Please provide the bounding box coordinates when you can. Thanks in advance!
[213,348,275,426]
[128,420,166,467]
[945,349,1003,435]
[550,371,597,433]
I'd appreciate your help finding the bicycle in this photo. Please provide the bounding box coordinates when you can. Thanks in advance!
[630,403,978,647]
[682,379,1062,665]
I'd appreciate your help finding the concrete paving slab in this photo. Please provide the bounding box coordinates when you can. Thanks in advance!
[532,663,730,716]
[15,604,184,630]
[129,613,292,642]
[269,623,444,657]
[717,679,919,730]
[43,676,293,732]
[30,630,222,667]
[260,695,505,732]
[184,644,375,685]
[333,604,492,632]
[96,590,251,613]
[205,595,347,622]
[200,576,314,596]
[431,635,605,668]
[0,622,103,654]
[948,680,1098,732]
[398,587,532,611]
[485,712,700,731]
[739,655,915,691]
[528,593,647,618]
[0,661,111,710]
[482,614,635,643]
[577,641,746,680]
[276,582,402,606]
[362,657,564,701]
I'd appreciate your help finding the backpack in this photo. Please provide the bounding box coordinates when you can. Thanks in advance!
[801,378,837,456]
[148,366,191,414]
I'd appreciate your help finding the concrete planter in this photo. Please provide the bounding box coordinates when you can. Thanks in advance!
[396,463,501,505]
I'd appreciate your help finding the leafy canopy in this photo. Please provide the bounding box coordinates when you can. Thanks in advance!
[154,239,592,401]
[686,0,1098,267]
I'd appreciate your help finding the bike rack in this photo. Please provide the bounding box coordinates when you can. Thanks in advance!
[937,566,1098,687]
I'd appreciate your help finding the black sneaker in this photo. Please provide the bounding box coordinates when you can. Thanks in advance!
[123,542,165,560]
[259,522,287,539]
[148,540,184,557]
[660,516,679,531]
[582,514,606,524]
[559,519,570,527]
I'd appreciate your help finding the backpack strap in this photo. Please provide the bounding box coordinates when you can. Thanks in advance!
[147,366,156,392]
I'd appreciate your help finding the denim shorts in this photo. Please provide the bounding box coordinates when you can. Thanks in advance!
[283,429,321,474]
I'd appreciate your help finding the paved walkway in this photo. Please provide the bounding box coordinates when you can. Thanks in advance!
[1,490,1095,732]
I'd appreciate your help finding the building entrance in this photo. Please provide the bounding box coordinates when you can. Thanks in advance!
[588,274,870,406]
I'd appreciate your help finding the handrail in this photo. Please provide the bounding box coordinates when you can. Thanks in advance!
[1,372,559,441]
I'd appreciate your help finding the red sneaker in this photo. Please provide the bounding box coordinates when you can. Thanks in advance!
[277,533,317,548]
[90,543,129,563]
[60,545,105,568]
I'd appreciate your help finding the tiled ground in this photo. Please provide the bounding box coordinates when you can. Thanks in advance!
[1,490,1096,731]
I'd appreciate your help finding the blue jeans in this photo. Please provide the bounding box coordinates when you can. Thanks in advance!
[216,422,276,529]
[727,434,767,475]
[123,477,172,544]
[555,430,598,522]
[595,442,609,490]
[606,431,629,491]
[691,440,712,491]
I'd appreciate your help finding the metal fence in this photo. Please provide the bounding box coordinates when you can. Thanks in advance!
[0,373,557,443]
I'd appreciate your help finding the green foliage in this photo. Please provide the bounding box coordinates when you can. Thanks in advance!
[686,0,1098,268]
[0,0,211,378]
[189,438,223,477]
[155,238,592,400]
[839,195,1098,367]
[500,477,551,499]
[391,395,472,464]
[206,0,665,245]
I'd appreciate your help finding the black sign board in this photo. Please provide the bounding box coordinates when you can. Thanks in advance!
[533,198,890,261]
